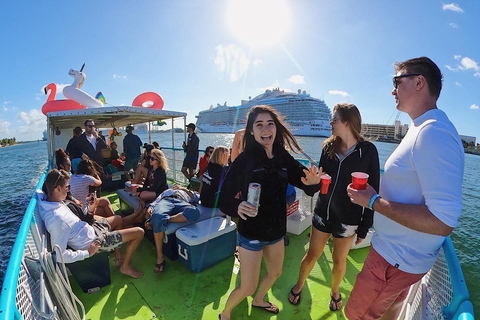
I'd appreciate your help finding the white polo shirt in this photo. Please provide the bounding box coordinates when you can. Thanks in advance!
[372,109,464,274]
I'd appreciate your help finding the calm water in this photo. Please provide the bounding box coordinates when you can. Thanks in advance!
[0,134,478,316]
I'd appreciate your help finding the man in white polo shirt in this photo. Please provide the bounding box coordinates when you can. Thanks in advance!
[345,57,464,319]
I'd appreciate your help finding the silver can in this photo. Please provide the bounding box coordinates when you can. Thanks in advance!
[247,183,261,215]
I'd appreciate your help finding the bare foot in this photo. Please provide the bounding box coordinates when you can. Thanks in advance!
[120,265,144,278]
[114,258,123,268]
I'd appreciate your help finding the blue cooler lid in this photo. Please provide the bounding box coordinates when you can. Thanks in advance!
[175,217,236,246]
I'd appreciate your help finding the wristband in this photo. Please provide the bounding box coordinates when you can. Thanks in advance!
[368,194,381,210]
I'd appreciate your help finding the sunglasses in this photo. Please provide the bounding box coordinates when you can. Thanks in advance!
[392,74,421,89]
[86,124,95,128]
[150,157,157,161]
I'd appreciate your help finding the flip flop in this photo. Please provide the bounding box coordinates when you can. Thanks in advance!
[329,293,342,311]
[289,286,302,305]
[252,301,279,314]
[154,260,166,273]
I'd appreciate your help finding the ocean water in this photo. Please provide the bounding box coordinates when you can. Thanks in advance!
[0,134,478,316]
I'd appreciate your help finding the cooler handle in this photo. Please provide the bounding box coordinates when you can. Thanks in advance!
[178,245,189,260]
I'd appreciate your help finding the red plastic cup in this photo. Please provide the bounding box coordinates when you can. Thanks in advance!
[351,172,369,190]
[131,184,138,193]
[320,174,331,194]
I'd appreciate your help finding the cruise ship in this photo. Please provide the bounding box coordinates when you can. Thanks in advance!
[195,88,332,136]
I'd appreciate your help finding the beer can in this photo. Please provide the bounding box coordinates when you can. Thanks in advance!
[247,183,261,215]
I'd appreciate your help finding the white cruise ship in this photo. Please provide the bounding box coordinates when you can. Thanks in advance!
[195,88,332,136]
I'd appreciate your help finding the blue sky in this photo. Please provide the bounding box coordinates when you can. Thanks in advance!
[1,1,479,141]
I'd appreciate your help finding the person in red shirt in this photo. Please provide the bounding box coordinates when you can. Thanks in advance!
[197,146,214,193]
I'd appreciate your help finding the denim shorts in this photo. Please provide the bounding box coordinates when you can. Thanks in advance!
[237,233,284,251]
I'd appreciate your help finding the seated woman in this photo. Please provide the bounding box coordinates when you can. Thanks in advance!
[200,146,229,208]
[132,144,154,184]
[197,146,214,193]
[134,149,169,204]
[69,159,116,217]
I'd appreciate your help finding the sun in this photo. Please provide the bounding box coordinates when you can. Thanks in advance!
[227,0,290,47]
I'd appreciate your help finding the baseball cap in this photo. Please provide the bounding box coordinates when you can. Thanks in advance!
[186,123,196,130]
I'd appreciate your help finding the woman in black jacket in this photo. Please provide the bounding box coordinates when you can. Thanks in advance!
[218,105,322,319]
[200,146,229,208]
[288,103,380,312]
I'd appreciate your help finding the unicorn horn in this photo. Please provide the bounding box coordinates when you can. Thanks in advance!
[80,63,85,72]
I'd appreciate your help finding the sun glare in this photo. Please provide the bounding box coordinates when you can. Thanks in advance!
[227,0,290,47]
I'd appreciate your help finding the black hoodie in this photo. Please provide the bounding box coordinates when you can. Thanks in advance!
[219,142,319,242]
[314,140,380,238]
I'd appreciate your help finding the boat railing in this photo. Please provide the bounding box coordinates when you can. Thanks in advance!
[0,164,51,320]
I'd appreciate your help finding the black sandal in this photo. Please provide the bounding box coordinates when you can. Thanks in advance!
[154,260,166,273]
[329,293,342,311]
[288,286,302,305]
[251,301,279,314]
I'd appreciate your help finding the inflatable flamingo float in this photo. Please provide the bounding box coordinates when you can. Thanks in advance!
[41,64,165,115]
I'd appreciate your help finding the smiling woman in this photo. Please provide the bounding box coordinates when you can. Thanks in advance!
[227,0,290,47]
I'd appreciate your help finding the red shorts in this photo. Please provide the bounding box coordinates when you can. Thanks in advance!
[345,247,425,320]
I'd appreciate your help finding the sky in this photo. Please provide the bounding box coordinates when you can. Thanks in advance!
[0,1,479,142]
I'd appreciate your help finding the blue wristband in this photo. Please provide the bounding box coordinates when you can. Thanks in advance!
[369,194,380,210]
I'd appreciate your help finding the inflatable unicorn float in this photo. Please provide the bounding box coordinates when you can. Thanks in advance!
[41,63,164,115]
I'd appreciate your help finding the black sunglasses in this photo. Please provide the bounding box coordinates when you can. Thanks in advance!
[150,157,157,161]
[392,74,421,89]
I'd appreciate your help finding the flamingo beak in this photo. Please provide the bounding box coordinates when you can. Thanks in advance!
[80,63,85,72]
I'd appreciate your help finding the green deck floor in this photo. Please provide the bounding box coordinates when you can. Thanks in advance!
[70,192,369,320]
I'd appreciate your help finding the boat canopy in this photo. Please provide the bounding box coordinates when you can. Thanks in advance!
[45,106,187,164]
[46,106,186,130]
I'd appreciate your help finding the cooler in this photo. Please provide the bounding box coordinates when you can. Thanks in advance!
[176,216,236,273]
[286,188,316,235]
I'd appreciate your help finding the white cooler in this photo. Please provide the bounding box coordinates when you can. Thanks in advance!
[176,216,236,273]
[286,188,316,235]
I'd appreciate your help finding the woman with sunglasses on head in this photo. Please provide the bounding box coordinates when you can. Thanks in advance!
[218,105,322,319]
[200,146,229,208]
[288,103,380,312]
[134,148,168,204]
[197,146,214,193]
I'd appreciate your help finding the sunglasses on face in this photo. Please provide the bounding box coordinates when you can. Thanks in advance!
[392,73,421,89]
[150,157,157,161]
[86,124,95,128]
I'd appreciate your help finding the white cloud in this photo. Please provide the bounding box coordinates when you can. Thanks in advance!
[3,106,7,111]
[253,59,263,66]
[0,120,11,137]
[449,22,459,28]
[0,109,47,141]
[455,81,461,86]
[113,74,127,80]
[329,90,350,97]
[454,55,461,60]
[446,56,480,76]
[470,104,479,110]
[288,75,305,84]
[214,44,249,82]
[442,3,464,13]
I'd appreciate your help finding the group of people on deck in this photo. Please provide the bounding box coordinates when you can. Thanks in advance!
[38,57,464,320]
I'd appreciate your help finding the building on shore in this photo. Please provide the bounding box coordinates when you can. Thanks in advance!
[361,120,409,140]
[460,135,476,145]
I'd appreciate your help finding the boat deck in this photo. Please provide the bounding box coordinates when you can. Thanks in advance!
[71,193,369,319]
